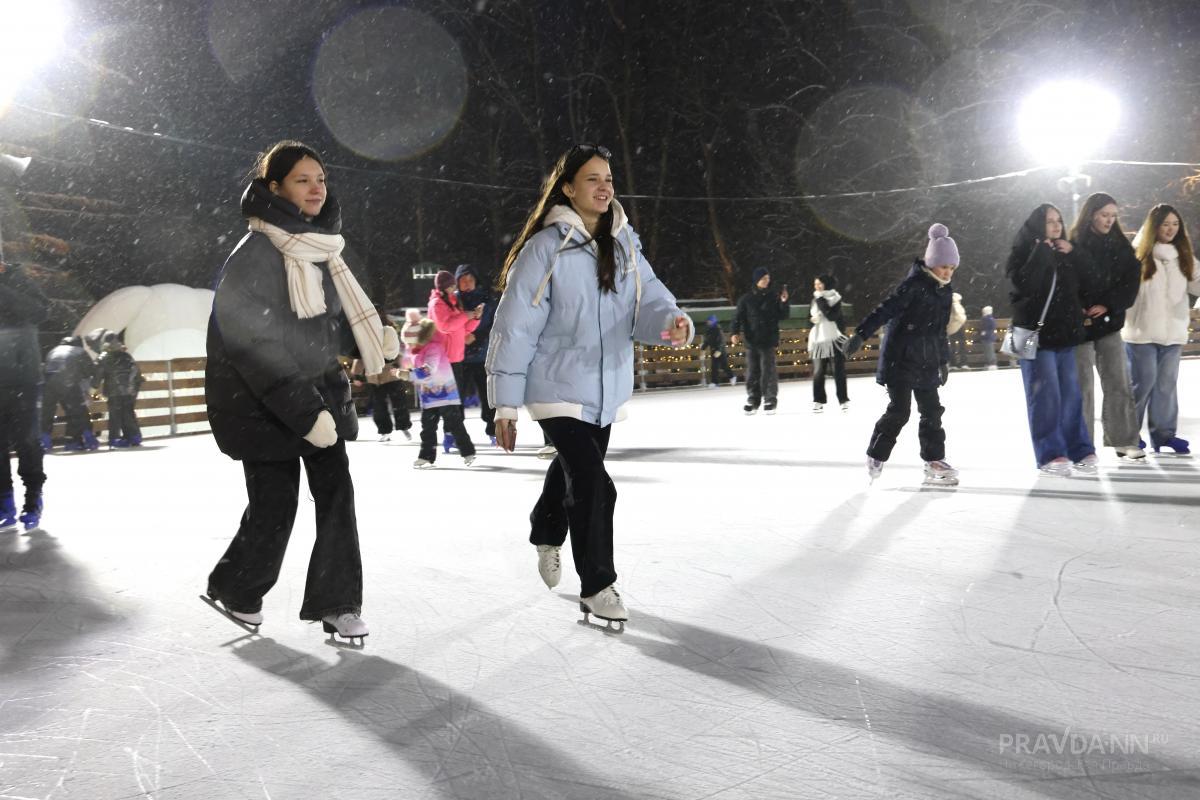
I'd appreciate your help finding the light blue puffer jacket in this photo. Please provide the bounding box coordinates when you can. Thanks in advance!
[487,201,692,426]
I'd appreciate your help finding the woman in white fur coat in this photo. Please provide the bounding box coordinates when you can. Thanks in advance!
[1124,204,1200,455]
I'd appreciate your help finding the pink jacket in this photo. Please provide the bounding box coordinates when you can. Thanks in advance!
[428,289,480,363]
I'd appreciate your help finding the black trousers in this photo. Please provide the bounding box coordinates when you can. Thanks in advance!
[812,352,849,405]
[40,374,91,443]
[530,418,616,598]
[367,381,411,435]
[707,348,733,383]
[867,385,945,462]
[744,345,779,407]
[0,386,45,502]
[106,395,142,442]
[452,361,496,437]
[207,439,361,620]
[418,406,475,461]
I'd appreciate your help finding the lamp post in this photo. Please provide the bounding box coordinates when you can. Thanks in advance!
[0,153,32,262]
[1017,81,1120,224]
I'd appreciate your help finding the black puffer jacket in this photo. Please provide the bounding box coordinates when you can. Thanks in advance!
[44,337,94,388]
[855,261,951,389]
[454,265,495,364]
[1007,205,1089,351]
[732,287,791,347]
[205,180,359,461]
[1072,226,1140,342]
[0,263,49,388]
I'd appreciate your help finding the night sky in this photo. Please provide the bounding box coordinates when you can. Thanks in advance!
[4,0,1200,336]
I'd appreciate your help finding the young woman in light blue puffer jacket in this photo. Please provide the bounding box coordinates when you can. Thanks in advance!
[487,143,692,630]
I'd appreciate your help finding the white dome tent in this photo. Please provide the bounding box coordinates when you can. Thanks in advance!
[72,284,215,438]
[73,284,214,360]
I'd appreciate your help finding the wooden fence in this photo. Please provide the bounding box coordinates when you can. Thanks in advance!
[43,312,1200,442]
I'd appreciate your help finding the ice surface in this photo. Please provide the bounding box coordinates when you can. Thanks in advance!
[2,364,1199,799]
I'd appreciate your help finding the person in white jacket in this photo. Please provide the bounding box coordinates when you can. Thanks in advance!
[1124,204,1200,455]
[487,143,692,630]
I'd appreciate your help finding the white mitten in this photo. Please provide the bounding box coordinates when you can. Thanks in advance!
[381,325,401,360]
[303,410,338,448]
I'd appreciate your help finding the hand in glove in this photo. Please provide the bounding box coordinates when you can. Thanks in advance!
[411,364,431,381]
[381,325,401,360]
[841,333,863,357]
[939,363,949,387]
[303,409,338,448]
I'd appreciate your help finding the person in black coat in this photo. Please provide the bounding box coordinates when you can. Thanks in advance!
[702,315,734,385]
[204,140,398,641]
[454,263,496,441]
[842,224,959,482]
[40,335,98,451]
[731,266,790,413]
[1007,203,1095,474]
[1068,192,1142,457]
[97,331,143,447]
[0,260,49,528]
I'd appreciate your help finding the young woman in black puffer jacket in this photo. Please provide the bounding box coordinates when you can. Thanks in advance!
[1069,192,1143,459]
[1007,203,1095,476]
[204,140,399,643]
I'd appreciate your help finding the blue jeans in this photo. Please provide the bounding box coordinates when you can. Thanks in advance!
[1126,343,1182,446]
[1019,348,1094,466]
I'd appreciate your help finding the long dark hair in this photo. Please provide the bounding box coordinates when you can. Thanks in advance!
[1134,203,1196,282]
[1069,192,1124,246]
[497,144,616,293]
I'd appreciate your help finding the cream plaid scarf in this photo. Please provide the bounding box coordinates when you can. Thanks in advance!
[248,217,396,376]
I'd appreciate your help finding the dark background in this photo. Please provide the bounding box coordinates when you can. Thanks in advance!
[3,0,1200,337]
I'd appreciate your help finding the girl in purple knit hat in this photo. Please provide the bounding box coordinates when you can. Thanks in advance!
[841,223,960,485]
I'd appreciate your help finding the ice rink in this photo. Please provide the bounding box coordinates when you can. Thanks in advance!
[3,362,1199,800]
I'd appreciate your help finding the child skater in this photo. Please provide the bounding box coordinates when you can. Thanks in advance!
[98,331,143,448]
[401,309,476,469]
[842,223,959,485]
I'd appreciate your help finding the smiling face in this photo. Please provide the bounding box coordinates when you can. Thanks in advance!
[270,155,326,217]
[1157,212,1180,244]
[1045,207,1064,240]
[562,156,613,218]
[1090,203,1119,236]
[813,278,825,292]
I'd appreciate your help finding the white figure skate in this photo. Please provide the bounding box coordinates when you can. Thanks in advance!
[580,585,627,633]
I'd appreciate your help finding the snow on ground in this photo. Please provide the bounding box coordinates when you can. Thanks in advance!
[2,362,1199,799]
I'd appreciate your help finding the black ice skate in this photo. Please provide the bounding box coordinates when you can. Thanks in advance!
[200,593,262,633]
[579,586,627,633]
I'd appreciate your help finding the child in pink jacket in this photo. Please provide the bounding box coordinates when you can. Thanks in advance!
[402,310,476,469]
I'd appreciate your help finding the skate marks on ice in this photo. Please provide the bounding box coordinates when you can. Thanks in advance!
[228,637,655,800]
[603,609,1197,799]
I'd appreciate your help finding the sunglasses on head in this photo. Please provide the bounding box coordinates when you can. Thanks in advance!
[570,142,612,160]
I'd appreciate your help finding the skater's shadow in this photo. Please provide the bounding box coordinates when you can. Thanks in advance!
[610,608,1188,797]
[229,637,647,800]
[0,529,120,675]
[932,484,1200,507]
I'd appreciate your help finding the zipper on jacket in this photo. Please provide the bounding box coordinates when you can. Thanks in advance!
[597,285,604,424]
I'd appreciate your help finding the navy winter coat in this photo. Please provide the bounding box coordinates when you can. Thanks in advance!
[43,338,94,390]
[854,261,951,390]
[99,350,142,397]
[205,180,360,461]
[455,265,496,365]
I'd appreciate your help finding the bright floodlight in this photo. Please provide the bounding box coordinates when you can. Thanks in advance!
[1017,81,1120,167]
[0,0,70,106]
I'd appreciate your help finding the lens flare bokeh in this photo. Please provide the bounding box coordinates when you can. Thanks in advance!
[312,7,467,161]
